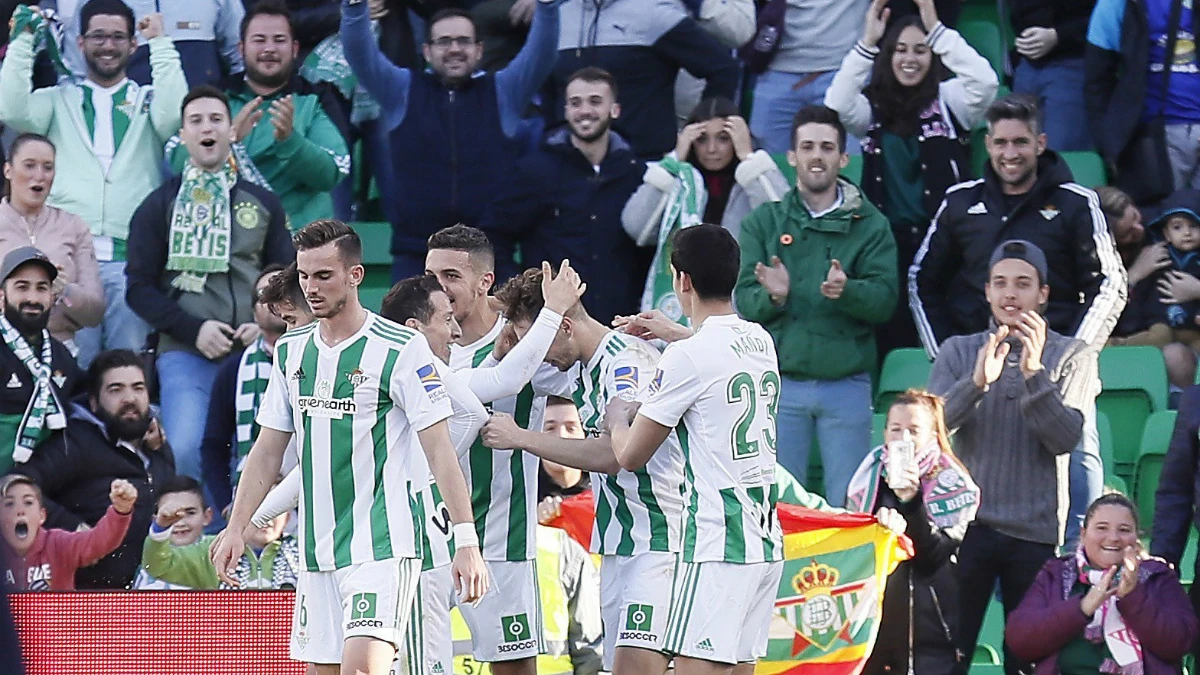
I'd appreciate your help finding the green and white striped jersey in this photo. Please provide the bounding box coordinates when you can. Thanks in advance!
[576,332,684,556]
[449,317,575,561]
[638,315,783,565]
[257,314,454,572]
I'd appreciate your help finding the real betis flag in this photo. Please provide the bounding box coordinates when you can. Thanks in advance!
[756,504,912,675]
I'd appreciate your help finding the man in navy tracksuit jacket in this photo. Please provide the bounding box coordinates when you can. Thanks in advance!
[340,0,561,282]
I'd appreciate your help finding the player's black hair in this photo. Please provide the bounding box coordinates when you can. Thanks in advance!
[380,274,444,325]
[670,224,740,301]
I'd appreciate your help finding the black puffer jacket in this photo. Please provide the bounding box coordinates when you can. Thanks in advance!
[862,487,964,675]
[14,402,175,589]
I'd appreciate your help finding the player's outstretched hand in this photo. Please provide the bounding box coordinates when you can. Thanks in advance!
[209,528,246,587]
[452,544,489,605]
[541,260,586,315]
[481,412,525,450]
[612,310,693,343]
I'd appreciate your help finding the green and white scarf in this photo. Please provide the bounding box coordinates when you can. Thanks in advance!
[233,337,272,486]
[1,315,65,463]
[8,5,68,76]
[301,30,381,124]
[167,162,238,293]
[641,155,706,324]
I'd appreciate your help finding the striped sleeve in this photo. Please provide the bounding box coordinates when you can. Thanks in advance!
[1063,183,1128,348]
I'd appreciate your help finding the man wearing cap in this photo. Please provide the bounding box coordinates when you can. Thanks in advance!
[927,239,1100,675]
[0,247,85,474]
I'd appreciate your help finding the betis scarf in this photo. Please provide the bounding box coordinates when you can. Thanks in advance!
[167,162,237,293]
[845,442,981,539]
[760,504,912,675]
[641,155,705,324]
[7,5,67,76]
[1,315,65,463]
[233,337,272,487]
[301,31,381,124]
[1072,548,1145,674]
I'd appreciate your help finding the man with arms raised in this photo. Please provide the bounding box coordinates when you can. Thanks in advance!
[211,220,487,675]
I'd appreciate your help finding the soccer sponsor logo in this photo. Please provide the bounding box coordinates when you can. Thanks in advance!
[347,592,384,630]
[648,369,664,395]
[291,367,305,381]
[613,366,638,394]
[498,613,537,653]
[417,364,444,393]
[696,638,714,652]
[297,394,357,418]
[619,603,656,642]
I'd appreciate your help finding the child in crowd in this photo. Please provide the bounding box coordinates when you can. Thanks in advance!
[1113,191,1200,348]
[0,474,136,590]
[132,476,213,590]
[140,476,298,590]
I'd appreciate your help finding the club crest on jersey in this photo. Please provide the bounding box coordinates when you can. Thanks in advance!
[613,366,638,394]
[347,368,368,388]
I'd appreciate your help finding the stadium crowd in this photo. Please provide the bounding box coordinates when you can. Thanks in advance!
[3,0,1200,674]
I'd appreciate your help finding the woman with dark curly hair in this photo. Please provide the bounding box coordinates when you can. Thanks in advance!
[825,0,998,356]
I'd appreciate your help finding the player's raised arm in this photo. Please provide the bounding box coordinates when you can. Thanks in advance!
[481,411,621,474]
[417,421,490,603]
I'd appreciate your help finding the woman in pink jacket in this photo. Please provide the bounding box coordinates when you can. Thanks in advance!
[0,133,103,351]
[1007,494,1198,675]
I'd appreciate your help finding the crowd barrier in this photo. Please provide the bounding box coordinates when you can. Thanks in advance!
[10,591,304,675]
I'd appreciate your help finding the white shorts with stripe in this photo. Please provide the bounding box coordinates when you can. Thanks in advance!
[664,560,784,665]
[290,558,422,665]
[395,565,455,675]
[457,559,544,662]
[599,551,678,672]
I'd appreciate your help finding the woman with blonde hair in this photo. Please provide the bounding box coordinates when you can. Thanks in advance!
[846,388,981,675]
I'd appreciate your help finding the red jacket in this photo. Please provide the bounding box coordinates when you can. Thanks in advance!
[1007,556,1198,675]
[1,507,131,590]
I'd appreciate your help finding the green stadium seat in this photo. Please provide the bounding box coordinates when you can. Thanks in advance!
[1098,347,1169,475]
[1097,411,1129,493]
[350,221,393,313]
[1061,151,1108,188]
[971,599,1006,672]
[771,153,794,185]
[872,412,887,448]
[1134,410,1177,524]
[973,644,1001,665]
[843,154,863,185]
[875,348,933,410]
[958,20,1005,82]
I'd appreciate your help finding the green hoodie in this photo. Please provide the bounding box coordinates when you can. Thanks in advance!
[167,83,350,230]
[141,532,300,589]
[735,179,898,381]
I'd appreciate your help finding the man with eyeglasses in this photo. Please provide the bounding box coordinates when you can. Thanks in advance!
[0,0,189,370]
[339,0,561,283]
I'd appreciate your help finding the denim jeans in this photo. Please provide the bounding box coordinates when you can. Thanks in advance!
[1012,58,1092,152]
[1064,409,1102,551]
[955,524,1056,675]
[157,350,221,481]
[750,70,861,156]
[775,373,873,507]
[1165,123,1200,191]
[73,261,151,369]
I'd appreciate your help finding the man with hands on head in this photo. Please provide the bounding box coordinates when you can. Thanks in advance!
[927,239,1100,675]
[210,220,486,675]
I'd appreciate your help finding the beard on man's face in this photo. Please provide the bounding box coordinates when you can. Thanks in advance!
[97,402,152,442]
[4,300,49,336]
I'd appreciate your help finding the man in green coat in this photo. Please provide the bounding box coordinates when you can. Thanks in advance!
[734,105,898,507]
[166,0,350,230]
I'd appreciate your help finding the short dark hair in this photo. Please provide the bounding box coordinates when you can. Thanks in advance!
[80,0,134,37]
[494,268,546,327]
[156,475,207,509]
[380,274,444,325]
[790,105,847,154]
[181,85,231,118]
[566,66,619,101]
[985,93,1042,137]
[86,349,146,400]
[293,219,362,266]
[259,262,306,311]
[240,0,294,41]
[256,263,286,289]
[426,8,477,42]
[670,224,740,301]
[427,225,495,273]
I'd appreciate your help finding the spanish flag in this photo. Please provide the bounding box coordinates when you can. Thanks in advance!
[546,496,911,675]
[757,504,912,675]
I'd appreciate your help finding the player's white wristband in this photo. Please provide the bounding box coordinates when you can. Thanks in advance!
[453,522,480,550]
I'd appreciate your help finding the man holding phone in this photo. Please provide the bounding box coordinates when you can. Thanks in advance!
[126,85,294,483]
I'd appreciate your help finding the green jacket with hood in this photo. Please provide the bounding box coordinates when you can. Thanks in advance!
[735,179,898,381]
